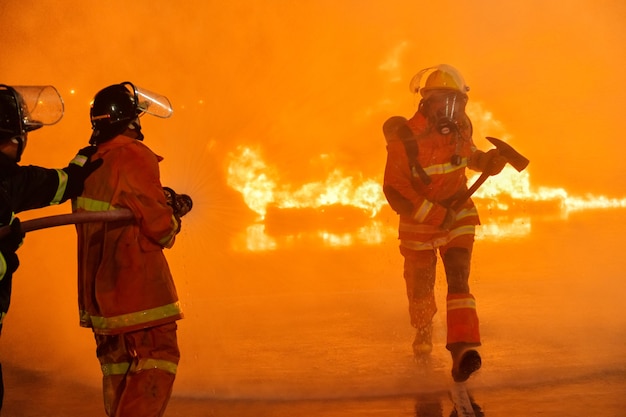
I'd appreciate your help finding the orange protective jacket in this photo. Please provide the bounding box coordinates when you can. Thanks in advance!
[383,110,484,251]
[72,134,182,335]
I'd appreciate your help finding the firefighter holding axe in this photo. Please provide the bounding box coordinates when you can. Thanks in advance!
[382,64,529,382]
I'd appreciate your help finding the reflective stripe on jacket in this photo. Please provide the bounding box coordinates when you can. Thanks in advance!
[383,111,481,250]
[73,134,182,335]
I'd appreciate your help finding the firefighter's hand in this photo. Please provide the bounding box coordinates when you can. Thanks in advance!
[483,148,507,176]
[62,146,104,199]
[0,219,24,279]
[439,207,457,231]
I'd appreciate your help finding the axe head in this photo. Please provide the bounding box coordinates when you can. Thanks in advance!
[485,136,529,172]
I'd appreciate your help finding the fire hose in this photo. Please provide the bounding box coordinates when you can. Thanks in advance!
[0,209,135,239]
[0,189,193,239]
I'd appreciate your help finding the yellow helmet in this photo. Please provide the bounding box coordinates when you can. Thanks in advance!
[409,64,470,98]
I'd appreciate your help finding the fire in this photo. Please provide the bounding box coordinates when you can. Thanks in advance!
[226,145,385,220]
[226,106,626,251]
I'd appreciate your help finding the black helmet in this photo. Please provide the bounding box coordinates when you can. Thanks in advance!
[89,81,174,145]
[90,82,139,144]
[0,85,63,161]
[0,88,24,144]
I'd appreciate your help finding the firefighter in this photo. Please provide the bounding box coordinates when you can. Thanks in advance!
[382,65,506,382]
[73,82,182,417]
[0,84,101,410]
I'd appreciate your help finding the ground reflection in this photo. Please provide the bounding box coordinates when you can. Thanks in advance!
[414,391,484,417]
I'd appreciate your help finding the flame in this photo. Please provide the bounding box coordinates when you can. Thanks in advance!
[226,145,385,220]
[226,106,626,251]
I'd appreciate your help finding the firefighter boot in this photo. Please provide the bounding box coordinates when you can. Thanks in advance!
[450,343,481,382]
[412,323,433,359]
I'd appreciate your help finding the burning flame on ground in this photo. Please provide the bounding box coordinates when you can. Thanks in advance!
[226,146,385,220]
[226,140,626,252]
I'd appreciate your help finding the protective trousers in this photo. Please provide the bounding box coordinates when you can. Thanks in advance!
[400,243,480,348]
[95,322,180,417]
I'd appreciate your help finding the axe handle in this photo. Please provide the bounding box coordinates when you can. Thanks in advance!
[0,209,135,239]
[451,171,490,211]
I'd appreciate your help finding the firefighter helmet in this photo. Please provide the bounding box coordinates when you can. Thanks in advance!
[90,81,173,144]
[409,64,470,98]
[0,85,64,161]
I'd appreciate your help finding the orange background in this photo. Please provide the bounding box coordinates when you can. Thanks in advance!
[0,0,625,393]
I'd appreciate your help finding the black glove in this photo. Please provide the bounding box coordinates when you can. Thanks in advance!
[163,187,194,235]
[62,146,103,199]
[0,218,24,278]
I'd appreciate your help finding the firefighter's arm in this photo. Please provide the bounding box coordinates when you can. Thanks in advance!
[468,149,506,175]
[116,146,179,248]
[0,218,23,281]
[383,142,447,225]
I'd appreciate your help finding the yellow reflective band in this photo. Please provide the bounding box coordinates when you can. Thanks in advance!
[447,298,477,311]
[412,200,434,222]
[400,237,447,251]
[398,222,439,234]
[89,302,182,331]
[134,359,178,375]
[448,225,475,240]
[52,169,68,205]
[0,312,5,325]
[0,252,7,281]
[70,154,88,167]
[74,196,113,212]
[400,225,475,251]
[456,206,479,220]
[101,362,130,376]
[424,158,468,176]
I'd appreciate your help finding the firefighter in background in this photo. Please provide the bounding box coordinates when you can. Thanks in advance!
[0,84,101,410]
[73,82,182,417]
[382,65,506,382]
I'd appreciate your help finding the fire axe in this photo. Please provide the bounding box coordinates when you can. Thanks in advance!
[0,188,193,239]
[450,136,530,212]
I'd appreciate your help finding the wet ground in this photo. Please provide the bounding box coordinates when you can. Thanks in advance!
[2,210,625,416]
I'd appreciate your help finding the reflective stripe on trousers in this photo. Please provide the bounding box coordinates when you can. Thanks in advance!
[96,322,180,417]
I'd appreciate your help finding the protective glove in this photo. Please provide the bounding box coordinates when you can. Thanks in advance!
[163,187,193,235]
[0,218,24,280]
[62,146,104,199]
[482,148,507,176]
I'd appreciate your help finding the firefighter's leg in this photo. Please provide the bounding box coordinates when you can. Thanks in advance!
[114,322,180,417]
[400,247,438,357]
[441,243,482,381]
[95,333,131,416]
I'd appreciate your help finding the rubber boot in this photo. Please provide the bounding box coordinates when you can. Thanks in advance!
[449,343,481,382]
[446,293,481,382]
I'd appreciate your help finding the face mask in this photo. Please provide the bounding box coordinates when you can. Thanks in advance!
[425,92,467,135]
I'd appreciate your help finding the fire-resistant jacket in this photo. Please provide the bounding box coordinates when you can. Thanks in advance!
[0,152,72,328]
[73,134,182,335]
[383,110,484,251]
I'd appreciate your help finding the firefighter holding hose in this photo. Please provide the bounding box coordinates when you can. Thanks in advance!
[0,84,101,410]
[382,65,507,382]
[72,82,184,417]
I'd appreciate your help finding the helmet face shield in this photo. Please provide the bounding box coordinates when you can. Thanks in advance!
[90,82,172,144]
[10,85,64,130]
[134,85,173,119]
[409,64,470,98]
[409,65,470,135]
[427,91,468,135]
[0,85,64,161]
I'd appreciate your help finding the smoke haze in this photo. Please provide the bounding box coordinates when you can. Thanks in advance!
[0,0,625,403]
